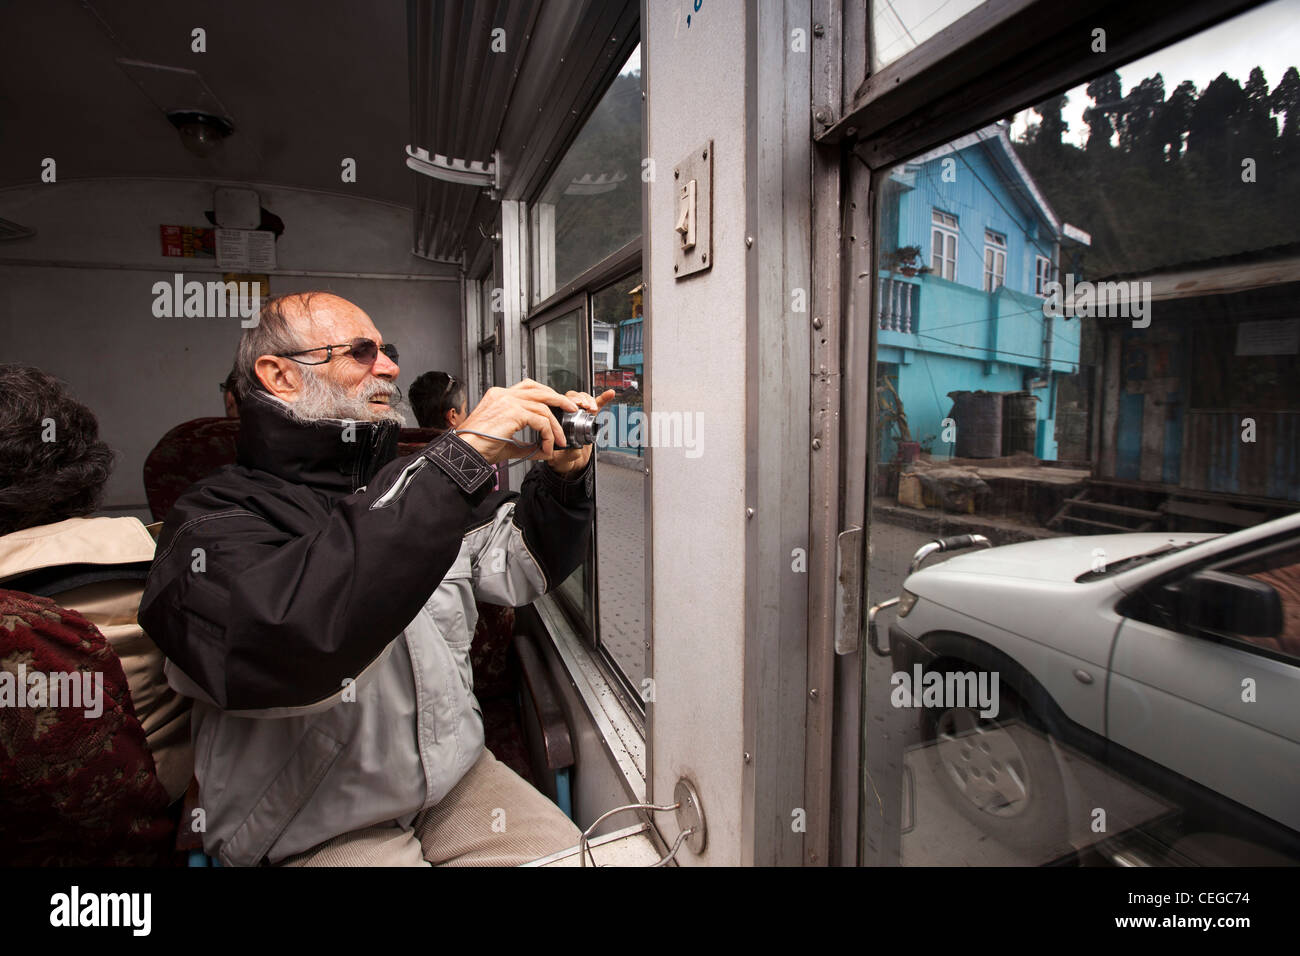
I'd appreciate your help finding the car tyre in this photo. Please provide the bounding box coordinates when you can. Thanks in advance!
[919,676,1070,857]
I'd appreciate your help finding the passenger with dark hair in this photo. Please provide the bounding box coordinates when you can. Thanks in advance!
[220,367,241,418]
[0,365,192,864]
[409,370,467,432]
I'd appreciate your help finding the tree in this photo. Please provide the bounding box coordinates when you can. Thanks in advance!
[1272,66,1300,142]
[1152,80,1196,161]
[1083,72,1122,151]
[1035,94,1069,149]
[1117,74,1165,164]
[1188,72,1249,172]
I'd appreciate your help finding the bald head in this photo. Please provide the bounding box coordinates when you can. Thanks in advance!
[235,292,404,424]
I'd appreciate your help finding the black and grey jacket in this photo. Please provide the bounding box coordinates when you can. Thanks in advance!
[138,389,593,865]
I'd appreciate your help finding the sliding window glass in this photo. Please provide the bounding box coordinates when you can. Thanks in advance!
[862,0,1300,867]
[527,45,646,704]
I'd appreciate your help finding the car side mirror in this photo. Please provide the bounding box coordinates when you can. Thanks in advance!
[1167,569,1283,638]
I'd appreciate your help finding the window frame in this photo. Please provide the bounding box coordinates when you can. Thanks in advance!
[930,209,958,280]
[983,229,1006,292]
[524,243,647,714]
[1034,254,1052,296]
[844,0,1279,868]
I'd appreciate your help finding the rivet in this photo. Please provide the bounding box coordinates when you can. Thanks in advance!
[814,109,829,124]
[812,316,823,329]
[812,438,821,450]
[846,126,858,137]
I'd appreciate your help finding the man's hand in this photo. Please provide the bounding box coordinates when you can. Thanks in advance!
[543,389,616,476]
[453,379,581,465]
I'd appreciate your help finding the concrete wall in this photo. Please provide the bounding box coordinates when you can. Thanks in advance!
[0,179,461,514]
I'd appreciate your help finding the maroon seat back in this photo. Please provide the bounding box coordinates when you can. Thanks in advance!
[0,589,176,865]
[143,417,241,522]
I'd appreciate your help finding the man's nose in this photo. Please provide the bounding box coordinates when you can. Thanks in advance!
[373,350,399,379]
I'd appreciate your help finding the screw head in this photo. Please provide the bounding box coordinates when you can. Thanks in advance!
[701,253,707,263]
[745,236,754,248]
[673,264,679,273]
[812,316,823,329]
[812,438,822,450]
[813,23,825,36]
[814,109,829,124]
[746,507,755,519]
[674,169,680,179]
[743,752,752,763]
[809,688,819,698]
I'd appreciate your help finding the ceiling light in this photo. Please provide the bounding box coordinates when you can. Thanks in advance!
[166,110,235,158]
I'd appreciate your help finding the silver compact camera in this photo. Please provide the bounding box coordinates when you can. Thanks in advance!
[560,408,597,446]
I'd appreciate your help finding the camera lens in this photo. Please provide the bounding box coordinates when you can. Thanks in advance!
[560,408,596,446]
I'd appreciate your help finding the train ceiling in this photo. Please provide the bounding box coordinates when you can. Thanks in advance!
[0,0,637,266]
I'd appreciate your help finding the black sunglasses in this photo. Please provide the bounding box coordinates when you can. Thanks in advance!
[276,337,399,367]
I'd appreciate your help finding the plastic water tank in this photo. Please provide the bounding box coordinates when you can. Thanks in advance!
[948,390,1002,458]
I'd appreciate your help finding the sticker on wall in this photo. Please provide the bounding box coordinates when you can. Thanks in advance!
[160,224,215,258]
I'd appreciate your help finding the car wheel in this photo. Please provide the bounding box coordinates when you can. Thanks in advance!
[920,679,1070,856]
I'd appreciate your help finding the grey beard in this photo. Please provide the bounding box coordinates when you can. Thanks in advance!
[287,366,408,426]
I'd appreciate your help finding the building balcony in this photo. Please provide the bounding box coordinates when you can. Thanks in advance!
[878,274,921,334]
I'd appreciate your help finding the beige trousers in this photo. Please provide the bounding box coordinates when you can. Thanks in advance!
[279,750,581,867]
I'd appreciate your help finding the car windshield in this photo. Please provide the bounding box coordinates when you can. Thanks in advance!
[1073,541,1207,582]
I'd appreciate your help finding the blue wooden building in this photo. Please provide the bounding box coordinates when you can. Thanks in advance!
[877,124,1080,461]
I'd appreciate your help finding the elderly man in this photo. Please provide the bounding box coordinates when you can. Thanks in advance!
[139,292,611,866]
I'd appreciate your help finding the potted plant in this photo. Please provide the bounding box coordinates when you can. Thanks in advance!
[876,377,921,492]
[887,245,924,277]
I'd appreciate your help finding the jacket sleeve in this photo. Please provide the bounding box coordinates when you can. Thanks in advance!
[138,432,498,713]
[465,456,596,606]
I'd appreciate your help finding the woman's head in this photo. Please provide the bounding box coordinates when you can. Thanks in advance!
[408,370,467,430]
[0,365,114,536]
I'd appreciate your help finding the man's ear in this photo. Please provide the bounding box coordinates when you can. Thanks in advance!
[255,355,301,401]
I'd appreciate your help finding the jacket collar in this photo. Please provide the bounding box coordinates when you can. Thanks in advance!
[236,389,401,493]
[0,516,156,583]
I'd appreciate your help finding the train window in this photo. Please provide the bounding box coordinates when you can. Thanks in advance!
[523,45,645,703]
[865,0,1300,866]
[531,301,594,637]
[530,46,642,303]
[591,270,646,688]
[870,0,985,72]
